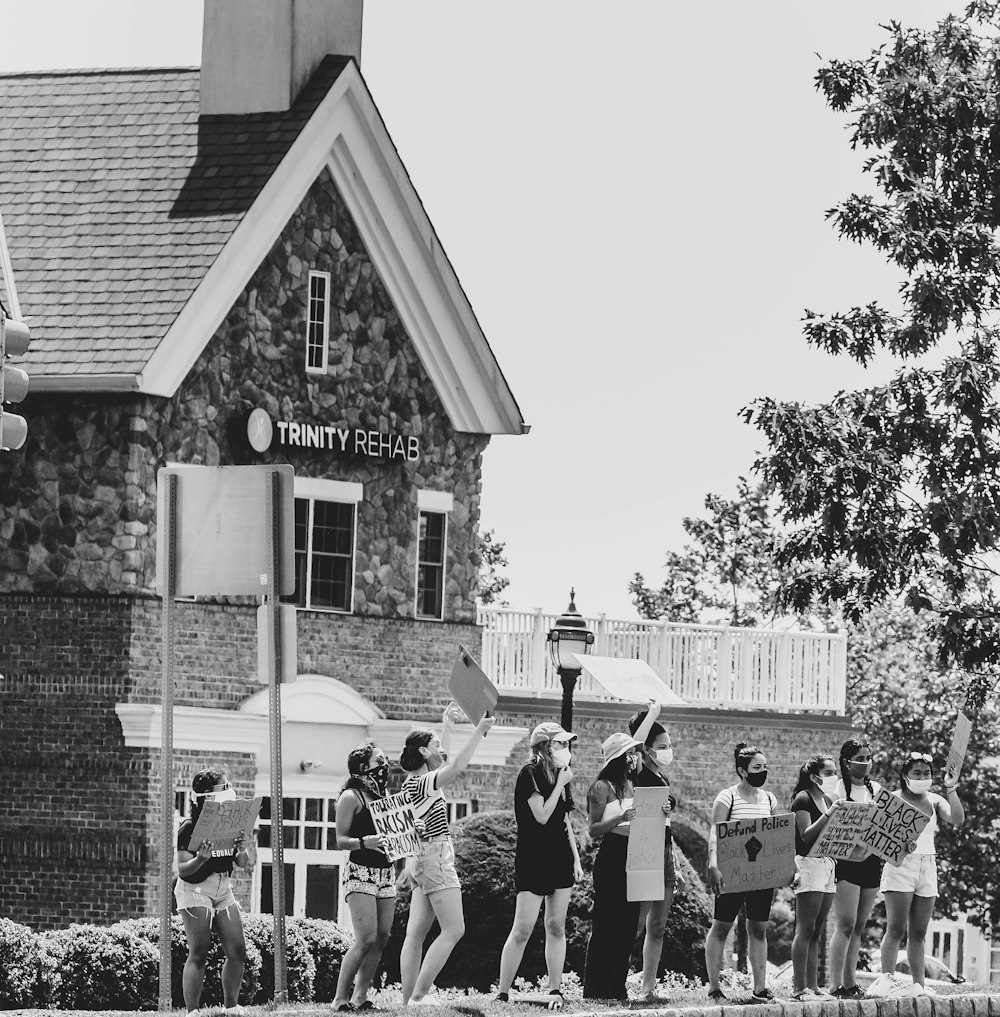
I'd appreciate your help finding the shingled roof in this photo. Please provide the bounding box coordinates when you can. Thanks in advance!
[0,56,351,385]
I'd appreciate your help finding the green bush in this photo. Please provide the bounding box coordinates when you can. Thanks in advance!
[294,917,354,1002]
[0,917,40,1008]
[241,913,316,1002]
[39,922,158,1010]
[381,810,711,991]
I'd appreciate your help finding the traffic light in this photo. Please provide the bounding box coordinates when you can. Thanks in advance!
[0,316,29,451]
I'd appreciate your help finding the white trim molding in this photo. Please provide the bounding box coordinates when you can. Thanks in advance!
[295,476,363,503]
[240,674,384,725]
[416,489,454,513]
[115,703,268,752]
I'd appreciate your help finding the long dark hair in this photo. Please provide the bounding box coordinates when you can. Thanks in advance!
[590,753,632,807]
[400,729,434,771]
[342,740,379,796]
[839,737,875,801]
[734,741,763,777]
[790,754,832,808]
[899,750,935,791]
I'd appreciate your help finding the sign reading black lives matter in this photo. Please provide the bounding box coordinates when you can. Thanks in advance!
[716,813,795,893]
[369,792,420,861]
[808,801,873,860]
[809,791,929,866]
[246,408,420,461]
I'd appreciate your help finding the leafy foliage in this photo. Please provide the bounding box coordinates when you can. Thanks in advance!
[475,528,510,607]
[0,917,41,1008]
[630,477,790,627]
[742,7,1000,694]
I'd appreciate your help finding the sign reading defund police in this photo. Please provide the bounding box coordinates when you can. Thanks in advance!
[716,813,796,893]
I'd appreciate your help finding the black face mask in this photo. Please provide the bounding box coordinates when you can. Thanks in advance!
[745,770,768,788]
[361,763,389,794]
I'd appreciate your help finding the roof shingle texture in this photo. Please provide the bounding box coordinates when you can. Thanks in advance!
[0,57,350,380]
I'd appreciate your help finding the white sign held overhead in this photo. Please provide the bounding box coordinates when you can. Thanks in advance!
[572,655,685,705]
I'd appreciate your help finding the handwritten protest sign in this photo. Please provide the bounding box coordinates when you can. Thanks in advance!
[369,792,420,862]
[716,813,795,893]
[572,654,686,705]
[449,645,498,724]
[627,786,672,901]
[808,801,875,860]
[190,797,263,854]
[946,712,973,783]
[860,788,930,866]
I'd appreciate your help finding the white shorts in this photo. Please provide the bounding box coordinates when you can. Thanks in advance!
[795,854,835,894]
[880,852,938,897]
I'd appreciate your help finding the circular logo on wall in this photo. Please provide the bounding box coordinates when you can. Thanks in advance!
[247,408,273,452]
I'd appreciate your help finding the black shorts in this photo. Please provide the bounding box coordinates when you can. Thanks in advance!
[835,854,883,889]
[515,851,574,896]
[713,888,774,924]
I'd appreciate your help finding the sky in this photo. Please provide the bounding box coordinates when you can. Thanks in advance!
[0,0,966,621]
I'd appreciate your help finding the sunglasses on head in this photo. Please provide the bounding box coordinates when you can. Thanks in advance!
[907,752,933,763]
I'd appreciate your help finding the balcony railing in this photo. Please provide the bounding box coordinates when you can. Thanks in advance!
[478,606,847,714]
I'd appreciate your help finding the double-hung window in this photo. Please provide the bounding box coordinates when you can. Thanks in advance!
[305,271,331,375]
[285,479,362,613]
[416,490,453,620]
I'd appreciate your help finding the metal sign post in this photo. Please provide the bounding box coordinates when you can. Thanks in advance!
[158,472,178,1012]
[265,469,289,1001]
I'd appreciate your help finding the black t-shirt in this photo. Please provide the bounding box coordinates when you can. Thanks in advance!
[514,763,573,865]
[177,818,235,883]
[791,790,824,856]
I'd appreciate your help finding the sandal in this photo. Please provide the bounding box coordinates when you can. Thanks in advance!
[791,990,820,1001]
[354,1004,380,1012]
[708,988,728,1003]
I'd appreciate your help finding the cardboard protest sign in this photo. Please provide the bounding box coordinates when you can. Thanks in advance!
[369,792,420,862]
[808,801,876,860]
[189,797,263,854]
[946,712,973,783]
[448,645,499,724]
[626,786,672,901]
[572,654,686,705]
[860,788,930,866]
[716,813,795,893]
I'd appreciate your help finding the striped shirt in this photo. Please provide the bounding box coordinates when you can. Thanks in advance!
[714,784,776,821]
[402,772,450,840]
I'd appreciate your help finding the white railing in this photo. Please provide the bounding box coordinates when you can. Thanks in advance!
[477,606,847,714]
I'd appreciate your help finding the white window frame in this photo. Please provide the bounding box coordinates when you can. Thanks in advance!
[415,490,453,621]
[305,271,331,375]
[251,782,351,924]
[289,479,362,614]
[447,798,475,825]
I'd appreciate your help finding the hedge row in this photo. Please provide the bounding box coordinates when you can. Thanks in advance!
[0,811,712,1009]
[0,914,353,1010]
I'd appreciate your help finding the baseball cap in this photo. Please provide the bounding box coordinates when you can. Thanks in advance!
[602,732,642,766]
[530,721,578,747]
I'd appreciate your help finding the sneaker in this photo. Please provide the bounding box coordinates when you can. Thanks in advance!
[751,987,777,1004]
[707,988,729,1003]
[833,984,865,999]
[494,993,509,1003]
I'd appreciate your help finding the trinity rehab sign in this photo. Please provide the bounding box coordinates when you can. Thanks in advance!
[247,408,420,461]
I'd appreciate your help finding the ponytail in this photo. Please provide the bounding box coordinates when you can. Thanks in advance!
[400,729,433,771]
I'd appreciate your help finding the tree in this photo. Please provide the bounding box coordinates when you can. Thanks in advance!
[476,528,510,607]
[629,477,795,627]
[741,7,1000,697]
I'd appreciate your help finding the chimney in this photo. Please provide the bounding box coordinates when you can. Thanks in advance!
[200,0,363,115]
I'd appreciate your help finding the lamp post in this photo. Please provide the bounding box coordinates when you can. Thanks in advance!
[547,589,595,730]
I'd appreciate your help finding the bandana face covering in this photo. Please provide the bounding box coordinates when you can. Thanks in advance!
[361,763,389,796]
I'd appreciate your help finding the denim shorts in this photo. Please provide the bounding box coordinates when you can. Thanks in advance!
[174,871,239,914]
[795,854,836,894]
[410,837,460,894]
[880,853,938,897]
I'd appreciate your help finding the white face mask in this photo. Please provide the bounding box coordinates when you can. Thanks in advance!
[199,786,236,804]
[817,775,839,797]
[654,747,674,766]
[907,777,933,794]
[550,747,572,768]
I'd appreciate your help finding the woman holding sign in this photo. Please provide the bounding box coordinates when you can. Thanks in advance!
[878,751,964,995]
[399,707,495,1006]
[495,721,583,1004]
[174,768,250,1017]
[828,738,883,999]
[789,755,840,1001]
[704,743,783,1004]
[332,741,396,1012]
[628,701,681,1004]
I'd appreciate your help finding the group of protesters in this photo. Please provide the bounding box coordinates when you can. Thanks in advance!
[173,708,965,1014]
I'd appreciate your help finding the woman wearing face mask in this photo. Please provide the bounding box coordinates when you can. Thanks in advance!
[583,732,654,1002]
[398,706,495,1006]
[828,738,882,999]
[704,742,782,1004]
[627,701,681,1004]
[495,722,583,1003]
[878,751,964,995]
[788,755,840,1001]
[332,741,395,1012]
[174,768,250,1017]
